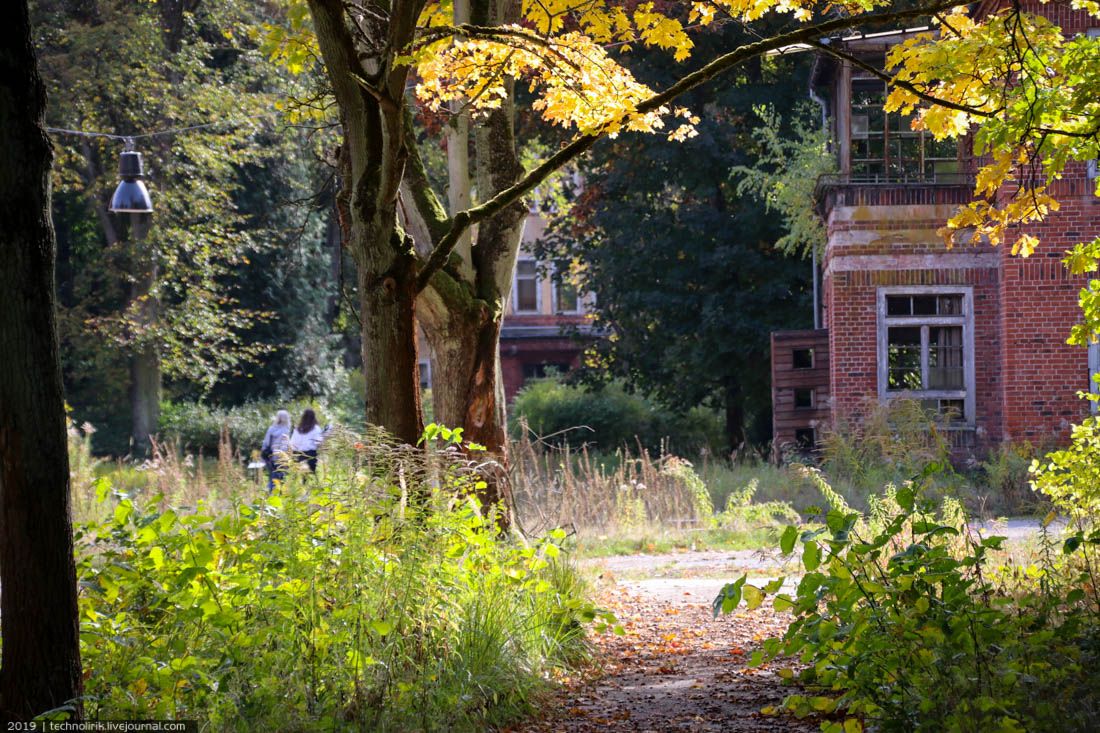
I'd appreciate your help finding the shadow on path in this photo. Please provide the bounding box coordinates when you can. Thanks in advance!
[512,579,817,732]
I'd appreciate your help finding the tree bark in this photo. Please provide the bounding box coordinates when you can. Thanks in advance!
[309,0,426,444]
[414,0,526,516]
[0,2,84,721]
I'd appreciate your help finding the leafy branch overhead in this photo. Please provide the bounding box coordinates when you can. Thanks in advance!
[265,0,973,277]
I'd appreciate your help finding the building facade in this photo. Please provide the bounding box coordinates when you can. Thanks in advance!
[499,213,597,400]
[772,2,1100,456]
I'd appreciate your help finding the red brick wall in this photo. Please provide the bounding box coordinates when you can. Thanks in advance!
[998,190,1095,443]
[500,339,584,401]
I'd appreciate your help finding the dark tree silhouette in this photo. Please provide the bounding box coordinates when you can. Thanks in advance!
[0,1,83,722]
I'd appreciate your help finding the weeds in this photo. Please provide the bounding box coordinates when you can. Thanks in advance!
[719,467,1100,732]
[73,427,601,731]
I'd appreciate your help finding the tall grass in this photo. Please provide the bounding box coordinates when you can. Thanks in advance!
[71,427,594,731]
[509,429,716,535]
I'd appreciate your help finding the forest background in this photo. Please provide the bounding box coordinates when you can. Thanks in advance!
[36,0,815,459]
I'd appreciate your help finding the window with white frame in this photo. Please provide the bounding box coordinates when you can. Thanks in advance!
[552,267,581,313]
[877,288,975,424]
[513,259,540,313]
[418,360,432,390]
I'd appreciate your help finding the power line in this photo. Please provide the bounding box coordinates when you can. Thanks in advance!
[44,114,276,142]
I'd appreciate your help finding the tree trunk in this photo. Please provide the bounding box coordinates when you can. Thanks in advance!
[411,0,528,518]
[0,2,83,721]
[724,377,745,456]
[358,234,424,444]
[128,214,159,455]
[309,0,426,444]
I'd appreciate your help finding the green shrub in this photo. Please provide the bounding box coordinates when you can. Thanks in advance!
[509,375,723,455]
[716,478,800,527]
[1032,417,1100,520]
[815,399,965,509]
[975,442,1040,515]
[701,458,817,514]
[75,429,602,730]
[718,468,1100,732]
[158,399,354,455]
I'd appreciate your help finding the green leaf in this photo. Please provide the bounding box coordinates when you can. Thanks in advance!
[780,525,799,555]
[762,577,785,593]
[743,585,765,610]
[713,576,746,617]
[370,620,394,636]
[803,540,821,571]
[896,484,915,511]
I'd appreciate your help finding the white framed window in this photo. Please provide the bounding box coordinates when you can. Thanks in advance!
[552,266,582,314]
[513,259,540,313]
[877,287,975,425]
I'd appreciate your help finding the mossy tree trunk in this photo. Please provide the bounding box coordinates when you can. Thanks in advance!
[415,0,526,516]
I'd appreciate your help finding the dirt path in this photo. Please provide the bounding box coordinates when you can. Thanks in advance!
[512,555,816,733]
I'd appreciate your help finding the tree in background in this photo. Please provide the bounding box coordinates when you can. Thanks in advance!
[0,1,82,720]
[36,0,348,453]
[35,0,292,454]
[536,27,816,451]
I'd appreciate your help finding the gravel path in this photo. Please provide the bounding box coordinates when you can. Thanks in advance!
[511,553,814,732]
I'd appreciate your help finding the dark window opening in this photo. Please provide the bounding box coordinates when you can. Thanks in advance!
[886,294,962,317]
[919,398,965,423]
[555,279,579,313]
[793,348,814,369]
[794,388,815,409]
[887,326,922,390]
[515,260,539,312]
[794,428,816,449]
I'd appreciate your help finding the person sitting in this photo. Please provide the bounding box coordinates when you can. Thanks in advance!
[260,410,292,490]
[289,408,325,473]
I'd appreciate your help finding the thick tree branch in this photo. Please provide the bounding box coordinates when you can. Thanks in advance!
[415,0,970,292]
[308,0,370,114]
[402,106,452,244]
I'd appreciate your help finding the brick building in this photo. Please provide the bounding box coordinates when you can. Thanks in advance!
[499,213,597,400]
[772,1,1100,456]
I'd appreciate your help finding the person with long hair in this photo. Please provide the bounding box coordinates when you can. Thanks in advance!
[260,409,292,490]
[289,408,325,473]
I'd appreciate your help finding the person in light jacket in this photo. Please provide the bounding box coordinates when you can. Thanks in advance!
[260,410,292,490]
[289,408,326,473]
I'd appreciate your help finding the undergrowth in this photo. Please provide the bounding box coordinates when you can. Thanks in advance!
[718,462,1100,732]
[72,427,605,731]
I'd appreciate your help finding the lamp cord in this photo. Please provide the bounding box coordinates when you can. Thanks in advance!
[44,113,275,141]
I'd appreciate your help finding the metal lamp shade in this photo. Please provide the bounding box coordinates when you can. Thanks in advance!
[109,179,153,213]
[108,150,153,213]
